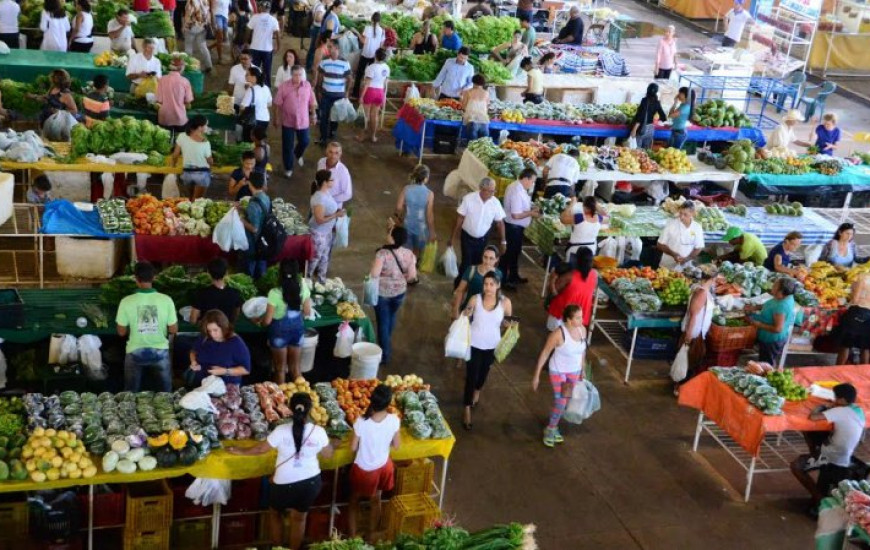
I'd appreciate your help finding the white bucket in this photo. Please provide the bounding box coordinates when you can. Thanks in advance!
[350,342,382,380]
[300,329,319,374]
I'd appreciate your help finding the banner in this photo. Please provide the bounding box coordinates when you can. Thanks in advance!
[779,0,823,19]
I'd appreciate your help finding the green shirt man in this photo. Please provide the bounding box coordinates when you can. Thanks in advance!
[722,226,767,265]
[115,288,178,353]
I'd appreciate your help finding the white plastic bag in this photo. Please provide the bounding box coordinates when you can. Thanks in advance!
[213,209,249,252]
[179,388,219,412]
[0,41,9,55]
[78,335,106,380]
[333,215,349,249]
[42,110,78,142]
[242,297,268,319]
[444,315,471,360]
[626,136,638,150]
[200,375,228,396]
[440,247,459,279]
[598,237,618,259]
[186,478,231,506]
[627,236,643,261]
[161,174,180,199]
[404,83,420,102]
[363,276,379,307]
[0,338,7,390]
[646,181,669,204]
[670,344,689,382]
[334,321,354,358]
[330,98,356,123]
[564,380,601,424]
[58,334,78,365]
[805,244,823,266]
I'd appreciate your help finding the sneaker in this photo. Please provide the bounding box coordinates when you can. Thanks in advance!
[298,157,304,167]
[553,428,564,444]
[284,170,293,178]
[543,428,556,448]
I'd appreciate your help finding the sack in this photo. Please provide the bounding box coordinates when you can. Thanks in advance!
[78,335,106,380]
[330,98,356,123]
[250,195,287,260]
[363,276,379,307]
[564,380,601,424]
[213,209,248,252]
[440,246,459,279]
[670,344,689,382]
[186,478,231,506]
[161,174,180,199]
[333,214,349,249]
[404,83,420,102]
[494,322,520,363]
[334,321,355,358]
[444,316,471,360]
[419,241,438,273]
[42,110,78,142]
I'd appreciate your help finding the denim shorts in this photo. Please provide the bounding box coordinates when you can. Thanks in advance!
[268,312,305,348]
[182,170,211,188]
[406,231,427,251]
[214,14,228,31]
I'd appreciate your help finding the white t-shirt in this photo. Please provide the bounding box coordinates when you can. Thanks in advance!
[353,414,400,471]
[361,24,385,59]
[725,9,752,42]
[213,0,230,18]
[657,218,704,269]
[176,133,212,168]
[107,19,134,52]
[457,192,506,239]
[247,13,279,52]
[126,53,163,84]
[40,12,70,52]
[820,406,865,468]
[546,153,580,185]
[267,423,329,484]
[241,84,273,122]
[0,0,20,34]
[228,64,249,105]
[364,62,390,90]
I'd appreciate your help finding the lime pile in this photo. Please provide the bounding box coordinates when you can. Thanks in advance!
[659,278,691,306]
[766,369,808,401]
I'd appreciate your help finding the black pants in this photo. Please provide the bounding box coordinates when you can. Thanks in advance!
[353,55,373,98]
[456,230,486,287]
[174,0,187,38]
[502,222,525,282]
[0,33,18,48]
[465,347,495,406]
[655,68,672,80]
[721,36,737,47]
[523,93,543,104]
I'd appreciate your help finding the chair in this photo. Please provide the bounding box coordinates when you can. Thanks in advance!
[799,80,837,122]
[773,71,806,112]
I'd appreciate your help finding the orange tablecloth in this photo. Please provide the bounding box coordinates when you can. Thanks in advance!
[678,366,870,456]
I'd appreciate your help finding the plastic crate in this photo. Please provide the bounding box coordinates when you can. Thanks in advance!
[0,289,24,330]
[126,480,173,533]
[0,499,28,540]
[55,237,123,279]
[224,478,263,513]
[707,323,758,352]
[219,515,257,547]
[123,529,170,550]
[489,174,513,199]
[385,493,441,540]
[624,330,679,360]
[395,459,435,496]
[78,487,126,528]
[171,519,211,550]
[702,349,742,369]
[171,484,211,519]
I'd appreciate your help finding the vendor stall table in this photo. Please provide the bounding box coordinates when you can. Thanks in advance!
[580,156,743,196]
[743,165,870,207]
[592,281,683,383]
[131,233,313,265]
[0,50,204,93]
[1,157,242,177]
[678,366,870,501]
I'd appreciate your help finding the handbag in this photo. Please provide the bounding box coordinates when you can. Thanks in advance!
[238,86,257,126]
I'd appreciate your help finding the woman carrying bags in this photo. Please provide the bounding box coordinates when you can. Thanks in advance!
[533,304,587,447]
[309,169,346,282]
[258,259,312,384]
[348,384,400,538]
[461,271,512,430]
[227,393,333,550]
[369,224,417,366]
[673,271,715,396]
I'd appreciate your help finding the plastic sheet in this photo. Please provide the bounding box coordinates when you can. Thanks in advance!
[41,199,132,237]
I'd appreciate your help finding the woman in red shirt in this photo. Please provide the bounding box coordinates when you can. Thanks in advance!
[547,247,597,331]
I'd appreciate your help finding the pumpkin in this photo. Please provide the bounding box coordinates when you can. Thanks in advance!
[177,443,198,467]
[155,447,178,469]
[169,430,188,451]
[147,434,169,448]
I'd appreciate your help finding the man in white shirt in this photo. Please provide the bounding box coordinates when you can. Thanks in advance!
[722,0,752,48]
[791,383,865,509]
[502,168,540,289]
[0,0,21,49]
[227,50,253,107]
[125,38,162,92]
[542,149,581,198]
[656,201,704,270]
[316,142,352,208]
[449,177,507,285]
[107,9,135,54]
[247,7,280,87]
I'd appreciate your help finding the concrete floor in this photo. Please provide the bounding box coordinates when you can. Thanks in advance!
[188,1,870,546]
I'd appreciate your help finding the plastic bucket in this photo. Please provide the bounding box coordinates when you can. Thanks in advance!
[349,342,382,380]
[300,329,319,374]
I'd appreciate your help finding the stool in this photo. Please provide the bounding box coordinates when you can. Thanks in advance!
[385,493,441,539]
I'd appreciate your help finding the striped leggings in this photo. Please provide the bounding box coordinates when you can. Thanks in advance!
[549,371,582,429]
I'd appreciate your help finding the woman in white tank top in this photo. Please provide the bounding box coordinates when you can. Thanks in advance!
[534,304,587,447]
[674,273,715,396]
[462,272,512,430]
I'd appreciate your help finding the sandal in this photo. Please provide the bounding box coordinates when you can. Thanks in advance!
[543,428,556,448]
[553,428,564,444]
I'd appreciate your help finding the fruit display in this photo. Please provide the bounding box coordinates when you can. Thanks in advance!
[660,196,688,216]
[253,382,292,424]
[278,378,328,427]
[332,379,391,425]
[696,206,728,231]
[611,277,662,312]
[96,198,133,234]
[384,374,427,392]
[147,430,209,468]
[805,261,853,309]
[692,99,753,128]
[93,50,127,68]
[126,194,192,236]
[500,139,551,161]
[487,100,636,124]
[724,139,757,174]
[766,369,808,401]
[709,367,785,415]
[614,149,658,174]
[271,198,310,235]
[813,159,843,176]
[659,277,691,306]
[763,201,804,216]
[499,109,526,123]
[466,137,536,180]
[697,149,729,171]
[724,204,747,216]
[651,147,693,174]
[396,390,451,440]
[336,301,365,320]
[751,156,812,175]
[22,428,97,483]
[601,265,660,285]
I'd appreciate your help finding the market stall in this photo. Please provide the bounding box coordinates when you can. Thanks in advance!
[679,365,870,501]
[743,164,870,204]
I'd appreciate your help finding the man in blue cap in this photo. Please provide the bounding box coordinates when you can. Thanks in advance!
[722,0,752,47]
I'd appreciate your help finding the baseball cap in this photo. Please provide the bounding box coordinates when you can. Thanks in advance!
[723,226,743,241]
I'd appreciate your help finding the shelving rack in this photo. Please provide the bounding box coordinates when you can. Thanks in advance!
[752,6,818,76]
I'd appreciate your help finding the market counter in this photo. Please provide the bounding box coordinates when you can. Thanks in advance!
[0,50,204,94]
[1,156,243,176]
[744,164,870,197]
[132,233,313,265]
[111,107,236,132]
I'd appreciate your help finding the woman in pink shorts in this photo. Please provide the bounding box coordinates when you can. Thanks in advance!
[357,47,389,143]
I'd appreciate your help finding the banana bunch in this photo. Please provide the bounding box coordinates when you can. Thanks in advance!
[337,301,365,320]
[847,263,870,283]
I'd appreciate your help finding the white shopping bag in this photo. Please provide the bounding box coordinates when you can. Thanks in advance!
[186,478,231,506]
[805,244,823,266]
[404,83,420,102]
[334,321,354,358]
[363,276,379,307]
[444,315,471,360]
[330,98,356,123]
[670,344,689,382]
[162,173,180,199]
[563,380,601,424]
[626,136,638,150]
[212,209,249,252]
[440,246,459,279]
[78,335,106,380]
[333,215,350,249]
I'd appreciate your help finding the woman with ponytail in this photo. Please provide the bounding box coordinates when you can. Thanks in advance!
[668,86,695,150]
[348,384,400,537]
[309,169,345,281]
[228,392,333,549]
[259,259,312,383]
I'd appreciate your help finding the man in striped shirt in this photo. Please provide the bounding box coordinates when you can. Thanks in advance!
[315,40,352,145]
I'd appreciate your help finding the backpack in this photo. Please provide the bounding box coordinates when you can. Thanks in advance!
[249,195,287,260]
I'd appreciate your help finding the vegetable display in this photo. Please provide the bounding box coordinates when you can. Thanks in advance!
[132,10,175,37]
[155,52,201,72]
[466,138,536,179]
[611,277,662,312]
[709,367,785,415]
[96,198,134,234]
[21,427,97,483]
[69,117,172,159]
[765,369,808,401]
[693,99,753,128]
[388,49,513,85]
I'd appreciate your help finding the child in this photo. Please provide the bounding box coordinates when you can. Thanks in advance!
[27,176,53,204]
[82,74,111,128]
[813,113,840,156]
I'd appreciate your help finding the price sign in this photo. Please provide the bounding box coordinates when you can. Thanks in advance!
[779,0,823,19]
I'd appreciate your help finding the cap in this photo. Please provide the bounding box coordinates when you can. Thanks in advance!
[723,226,743,242]
[783,109,803,123]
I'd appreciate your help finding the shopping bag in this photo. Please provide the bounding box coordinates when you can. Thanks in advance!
[161,174,180,199]
[494,322,520,363]
[444,315,471,360]
[58,334,78,365]
[564,380,601,424]
[330,98,356,123]
[334,321,354,358]
[186,478,231,506]
[419,241,438,274]
[42,110,78,142]
[212,209,249,252]
[333,215,350,249]
[670,344,689,383]
[626,136,638,150]
[440,246,459,279]
[363,276,379,307]
[78,335,106,380]
[404,83,420,102]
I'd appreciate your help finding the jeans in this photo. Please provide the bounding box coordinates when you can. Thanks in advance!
[353,55,373,98]
[502,222,525,282]
[669,129,687,150]
[456,230,487,287]
[465,122,489,141]
[250,49,273,87]
[0,33,18,48]
[638,123,655,149]
[464,347,495,406]
[124,348,171,392]
[319,91,344,142]
[281,126,310,171]
[305,26,320,69]
[242,252,267,279]
[184,28,213,71]
[373,293,405,364]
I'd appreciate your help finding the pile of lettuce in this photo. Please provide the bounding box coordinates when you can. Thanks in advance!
[387,49,512,84]
[68,117,172,160]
